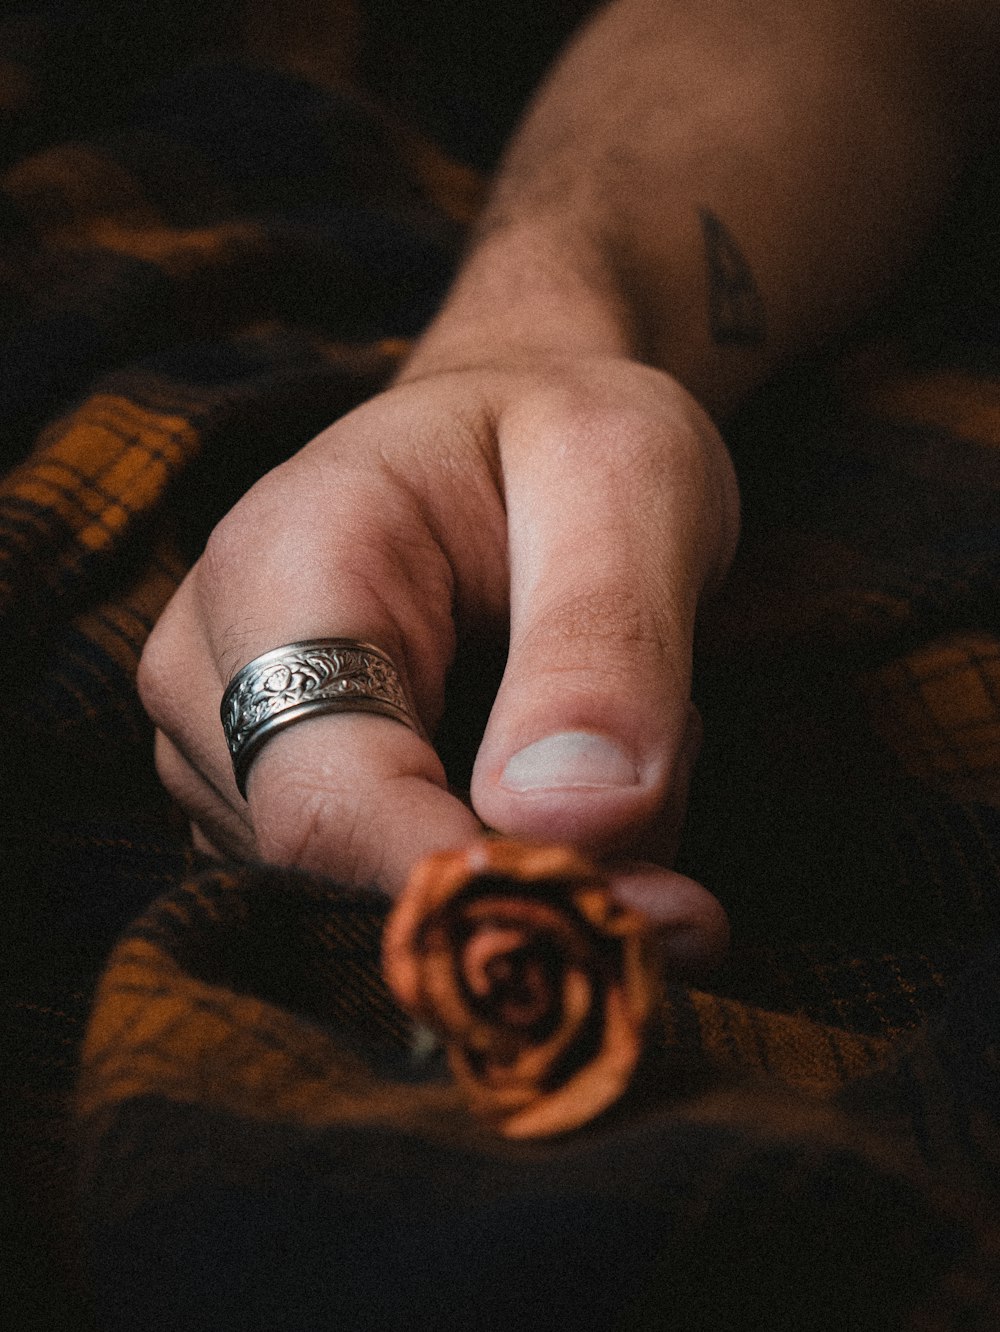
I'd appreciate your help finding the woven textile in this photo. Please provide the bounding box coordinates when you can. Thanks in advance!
[4,4,1000,1329]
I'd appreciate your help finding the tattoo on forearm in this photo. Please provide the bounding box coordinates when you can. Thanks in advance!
[699,209,766,347]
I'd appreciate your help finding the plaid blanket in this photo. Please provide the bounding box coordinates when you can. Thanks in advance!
[5,5,1000,1329]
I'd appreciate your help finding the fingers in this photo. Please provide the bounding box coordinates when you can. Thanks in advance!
[612,864,730,979]
[471,362,738,858]
[245,714,482,891]
[190,822,226,859]
[139,413,489,895]
[153,729,253,857]
[139,361,737,969]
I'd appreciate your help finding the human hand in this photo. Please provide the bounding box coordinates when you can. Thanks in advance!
[138,353,738,972]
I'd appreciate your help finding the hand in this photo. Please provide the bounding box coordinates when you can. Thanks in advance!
[138,353,738,972]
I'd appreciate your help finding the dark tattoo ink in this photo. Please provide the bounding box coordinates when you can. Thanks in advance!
[699,208,766,347]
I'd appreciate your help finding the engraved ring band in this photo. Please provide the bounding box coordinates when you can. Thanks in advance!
[220,638,421,798]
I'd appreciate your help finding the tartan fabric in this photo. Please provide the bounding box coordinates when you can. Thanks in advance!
[3,4,1000,1329]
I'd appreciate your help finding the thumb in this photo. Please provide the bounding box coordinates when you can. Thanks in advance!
[470,370,737,857]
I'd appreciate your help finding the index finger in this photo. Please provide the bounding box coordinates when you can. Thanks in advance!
[144,450,484,895]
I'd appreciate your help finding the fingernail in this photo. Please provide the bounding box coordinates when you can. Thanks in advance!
[500,731,639,792]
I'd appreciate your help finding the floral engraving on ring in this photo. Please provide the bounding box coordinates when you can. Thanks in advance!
[223,644,410,758]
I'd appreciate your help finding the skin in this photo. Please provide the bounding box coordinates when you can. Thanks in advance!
[137,0,999,975]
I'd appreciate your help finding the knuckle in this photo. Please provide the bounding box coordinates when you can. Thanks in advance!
[516,579,681,686]
[199,500,263,586]
[536,366,736,521]
[198,470,318,592]
[528,362,707,457]
[511,569,695,711]
[537,582,666,650]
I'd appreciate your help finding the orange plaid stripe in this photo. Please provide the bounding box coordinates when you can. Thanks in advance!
[0,393,199,608]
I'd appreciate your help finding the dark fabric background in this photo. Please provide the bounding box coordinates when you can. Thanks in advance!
[4,4,1000,1329]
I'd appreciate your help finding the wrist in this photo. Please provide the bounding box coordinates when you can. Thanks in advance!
[398,215,768,420]
[399,219,640,382]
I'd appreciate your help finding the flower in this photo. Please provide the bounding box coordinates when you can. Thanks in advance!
[382,838,659,1138]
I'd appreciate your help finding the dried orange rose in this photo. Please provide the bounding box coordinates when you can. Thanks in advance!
[382,838,660,1138]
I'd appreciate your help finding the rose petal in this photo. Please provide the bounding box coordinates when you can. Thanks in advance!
[382,838,660,1137]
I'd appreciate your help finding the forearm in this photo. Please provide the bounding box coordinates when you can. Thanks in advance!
[405,0,990,414]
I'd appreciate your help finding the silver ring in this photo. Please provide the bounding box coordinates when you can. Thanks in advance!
[220,638,420,797]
